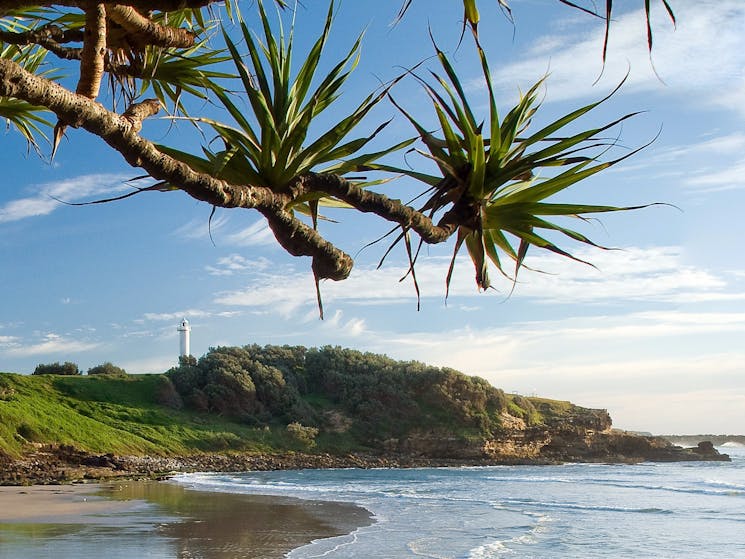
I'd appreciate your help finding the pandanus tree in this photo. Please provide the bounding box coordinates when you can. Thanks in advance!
[0,1,674,315]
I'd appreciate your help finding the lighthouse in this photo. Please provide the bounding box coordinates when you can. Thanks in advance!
[177,318,191,358]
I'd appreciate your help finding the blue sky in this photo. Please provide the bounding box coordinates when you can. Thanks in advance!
[1,0,744,434]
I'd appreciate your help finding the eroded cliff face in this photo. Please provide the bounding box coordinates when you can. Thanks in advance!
[393,406,730,464]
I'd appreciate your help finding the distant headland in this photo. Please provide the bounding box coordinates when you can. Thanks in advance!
[661,435,745,448]
[0,344,730,485]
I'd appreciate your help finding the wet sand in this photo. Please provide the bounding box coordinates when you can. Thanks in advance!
[0,481,373,559]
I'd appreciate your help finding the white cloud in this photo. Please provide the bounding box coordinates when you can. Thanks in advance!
[174,215,274,248]
[140,309,241,322]
[322,310,367,337]
[173,214,229,240]
[489,1,745,115]
[0,173,130,224]
[142,309,211,322]
[507,247,736,305]
[3,333,99,357]
[632,133,745,170]
[121,329,157,339]
[222,219,275,247]
[608,131,745,192]
[683,159,745,193]
[214,245,742,313]
[205,254,271,276]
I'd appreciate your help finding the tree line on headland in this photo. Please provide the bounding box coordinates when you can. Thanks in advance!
[1,344,730,484]
[31,344,547,446]
[5,344,581,458]
[162,344,533,443]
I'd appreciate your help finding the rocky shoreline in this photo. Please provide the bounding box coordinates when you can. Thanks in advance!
[0,434,730,486]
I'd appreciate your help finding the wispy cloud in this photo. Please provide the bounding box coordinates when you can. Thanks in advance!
[205,254,271,276]
[173,214,230,240]
[174,214,275,248]
[142,309,211,322]
[0,173,130,224]
[373,315,745,381]
[683,159,745,193]
[2,333,99,357]
[489,1,745,115]
[609,131,745,193]
[322,310,367,337]
[140,309,241,322]
[214,246,743,313]
[222,219,275,247]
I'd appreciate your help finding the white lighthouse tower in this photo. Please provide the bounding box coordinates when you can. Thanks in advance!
[177,318,191,358]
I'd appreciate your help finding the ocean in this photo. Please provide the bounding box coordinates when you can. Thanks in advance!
[174,445,745,558]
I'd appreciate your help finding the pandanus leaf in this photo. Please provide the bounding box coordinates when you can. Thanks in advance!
[386,27,657,295]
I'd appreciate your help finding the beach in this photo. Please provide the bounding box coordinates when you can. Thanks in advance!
[0,481,373,559]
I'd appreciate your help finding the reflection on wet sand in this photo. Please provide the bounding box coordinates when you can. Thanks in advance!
[0,481,372,559]
[101,481,373,559]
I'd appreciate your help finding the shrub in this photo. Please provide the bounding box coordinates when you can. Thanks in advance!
[155,376,183,409]
[188,388,209,413]
[87,362,127,376]
[286,422,319,448]
[32,361,81,376]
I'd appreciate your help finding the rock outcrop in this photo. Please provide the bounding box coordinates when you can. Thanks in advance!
[371,406,729,465]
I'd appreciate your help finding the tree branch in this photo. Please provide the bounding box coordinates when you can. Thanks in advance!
[259,206,353,281]
[0,56,355,280]
[106,4,196,49]
[76,2,107,100]
[0,24,84,46]
[0,0,217,15]
[121,97,160,131]
[297,173,459,244]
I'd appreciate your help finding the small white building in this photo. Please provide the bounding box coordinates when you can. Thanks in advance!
[177,318,191,358]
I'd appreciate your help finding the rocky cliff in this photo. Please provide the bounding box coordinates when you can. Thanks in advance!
[391,406,730,464]
[0,410,729,485]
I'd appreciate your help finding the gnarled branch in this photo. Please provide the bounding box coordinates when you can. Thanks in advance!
[107,4,196,49]
[122,97,160,131]
[296,173,459,244]
[259,206,353,282]
[76,2,107,100]
[0,0,217,15]
[0,56,357,281]
[0,24,84,46]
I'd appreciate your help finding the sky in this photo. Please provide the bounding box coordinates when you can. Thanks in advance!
[1,0,744,435]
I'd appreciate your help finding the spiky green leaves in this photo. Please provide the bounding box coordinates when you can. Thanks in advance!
[163,0,404,196]
[397,1,676,59]
[389,34,654,296]
[0,44,53,152]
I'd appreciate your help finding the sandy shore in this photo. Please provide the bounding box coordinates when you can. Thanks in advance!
[0,484,143,523]
[0,481,373,559]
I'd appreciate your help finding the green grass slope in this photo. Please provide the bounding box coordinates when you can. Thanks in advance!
[0,373,293,458]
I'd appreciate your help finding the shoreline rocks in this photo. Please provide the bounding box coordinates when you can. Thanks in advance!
[0,437,730,486]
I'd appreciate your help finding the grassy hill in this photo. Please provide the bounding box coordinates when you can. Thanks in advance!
[0,373,293,458]
[0,345,594,460]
